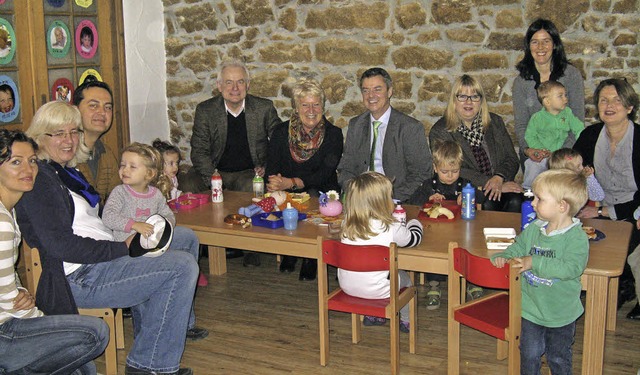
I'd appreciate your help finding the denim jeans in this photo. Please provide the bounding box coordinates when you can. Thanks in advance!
[67,250,198,373]
[0,314,108,374]
[520,318,576,375]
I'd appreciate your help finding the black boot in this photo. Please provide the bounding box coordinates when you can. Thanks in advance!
[627,303,640,320]
[279,256,297,273]
[299,259,317,281]
[617,276,637,309]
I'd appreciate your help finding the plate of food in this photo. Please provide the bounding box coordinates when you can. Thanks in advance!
[583,226,606,241]
[484,227,516,250]
[418,201,461,222]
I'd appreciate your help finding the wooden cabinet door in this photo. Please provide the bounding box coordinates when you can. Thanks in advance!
[15,0,129,151]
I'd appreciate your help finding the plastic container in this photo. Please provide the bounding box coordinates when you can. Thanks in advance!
[392,202,407,226]
[521,189,536,230]
[252,174,264,199]
[461,183,476,220]
[211,169,223,203]
[282,203,299,230]
[251,211,307,229]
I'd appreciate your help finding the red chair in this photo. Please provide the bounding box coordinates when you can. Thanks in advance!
[317,236,417,375]
[447,242,521,375]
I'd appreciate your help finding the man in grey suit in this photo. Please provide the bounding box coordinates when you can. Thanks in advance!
[338,67,432,202]
[189,59,281,266]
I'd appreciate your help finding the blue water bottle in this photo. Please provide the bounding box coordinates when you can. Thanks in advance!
[521,189,536,230]
[461,183,476,220]
[282,203,299,230]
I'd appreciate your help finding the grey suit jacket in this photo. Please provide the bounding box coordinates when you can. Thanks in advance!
[337,107,432,201]
[428,112,519,187]
[190,94,281,181]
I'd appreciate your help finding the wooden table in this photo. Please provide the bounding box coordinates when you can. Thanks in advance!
[176,191,632,375]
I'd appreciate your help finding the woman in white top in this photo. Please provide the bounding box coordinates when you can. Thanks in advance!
[0,129,108,375]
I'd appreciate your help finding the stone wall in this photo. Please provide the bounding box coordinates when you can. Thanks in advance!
[163,0,639,163]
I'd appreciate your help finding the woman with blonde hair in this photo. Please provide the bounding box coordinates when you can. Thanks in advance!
[429,74,522,212]
[266,77,343,279]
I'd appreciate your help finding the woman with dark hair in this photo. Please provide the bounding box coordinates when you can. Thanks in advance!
[429,74,522,212]
[513,19,585,167]
[573,78,640,318]
[265,77,343,280]
[0,129,109,374]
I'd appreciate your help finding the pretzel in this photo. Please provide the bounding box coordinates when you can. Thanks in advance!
[224,214,250,226]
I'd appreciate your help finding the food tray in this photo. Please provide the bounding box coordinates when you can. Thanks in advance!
[168,193,209,211]
[251,211,308,229]
[484,228,517,250]
[418,201,461,222]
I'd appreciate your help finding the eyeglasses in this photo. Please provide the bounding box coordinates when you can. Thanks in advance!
[456,94,481,102]
[45,129,82,140]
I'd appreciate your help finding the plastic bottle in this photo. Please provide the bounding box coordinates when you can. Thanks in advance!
[282,203,298,230]
[521,189,536,230]
[392,202,407,226]
[211,169,223,203]
[252,173,264,199]
[461,182,476,220]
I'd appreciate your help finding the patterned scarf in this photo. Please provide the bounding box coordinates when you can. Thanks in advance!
[288,113,326,163]
[456,114,492,177]
[50,161,101,207]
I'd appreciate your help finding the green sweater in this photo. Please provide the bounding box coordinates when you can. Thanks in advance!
[525,107,584,151]
[491,218,588,327]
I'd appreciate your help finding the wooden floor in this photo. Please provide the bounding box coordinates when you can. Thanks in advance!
[99,254,640,374]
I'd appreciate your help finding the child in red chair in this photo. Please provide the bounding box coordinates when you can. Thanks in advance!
[338,171,423,333]
[491,169,589,375]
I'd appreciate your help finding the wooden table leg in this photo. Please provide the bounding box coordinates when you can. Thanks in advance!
[606,277,618,332]
[582,275,608,375]
[207,246,227,276]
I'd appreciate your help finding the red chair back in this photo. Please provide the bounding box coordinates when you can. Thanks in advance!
[453,247,509,289]
[322,239,391,272]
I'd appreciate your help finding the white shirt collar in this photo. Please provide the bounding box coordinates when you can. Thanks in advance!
[224,99,245,117]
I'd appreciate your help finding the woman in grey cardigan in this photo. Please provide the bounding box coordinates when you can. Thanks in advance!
[513,19,585,168]
[429,74,522,212]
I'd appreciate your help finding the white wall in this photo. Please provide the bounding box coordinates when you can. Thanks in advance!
[123,0,169,143]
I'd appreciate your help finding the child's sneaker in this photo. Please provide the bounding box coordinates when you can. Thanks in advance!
[399,320,410,333]
[197,272,208,287]
[467,284,483,300]
[363,316,386,326]
[426,280,441,310]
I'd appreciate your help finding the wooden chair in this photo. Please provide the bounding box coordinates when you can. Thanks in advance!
[447,242,521,375]
[26,246,124,375]
[318,236,417,375]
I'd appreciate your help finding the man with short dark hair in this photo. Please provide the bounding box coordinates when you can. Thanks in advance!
[337,67,432,202]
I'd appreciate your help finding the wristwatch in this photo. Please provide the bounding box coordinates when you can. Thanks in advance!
[290,178,298,190]
[597,208,603,217]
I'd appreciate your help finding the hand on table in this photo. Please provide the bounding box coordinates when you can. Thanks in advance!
[14,289,36,311]
[266,173,292,191]
[428,193,446,202]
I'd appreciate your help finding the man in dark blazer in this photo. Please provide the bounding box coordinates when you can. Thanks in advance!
[337,67,432,202]
[188,59,281,266]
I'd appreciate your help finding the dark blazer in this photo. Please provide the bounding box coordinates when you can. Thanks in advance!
[265,119,343,193]
[15,161,128,315]
[337,107,432,201]
[429,113,520,187]
[573,121,640,221]
[190,94,281,182]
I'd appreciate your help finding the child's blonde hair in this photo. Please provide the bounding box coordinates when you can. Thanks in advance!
[432,140,463,169]
[342,172,395,241]
[548,148,582,171]
[122,142,172,198]
[536,80,565,105]
[531,168,588,217]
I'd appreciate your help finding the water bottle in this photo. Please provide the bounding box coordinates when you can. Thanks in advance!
[461,183,476,220]
[211,169,223,203]
[521,189,536,230]
[282,203,298,230]
[252,173,264,199]
[392,202,407,226]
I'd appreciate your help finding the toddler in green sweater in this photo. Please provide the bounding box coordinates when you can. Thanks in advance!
[492,169,589,375]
